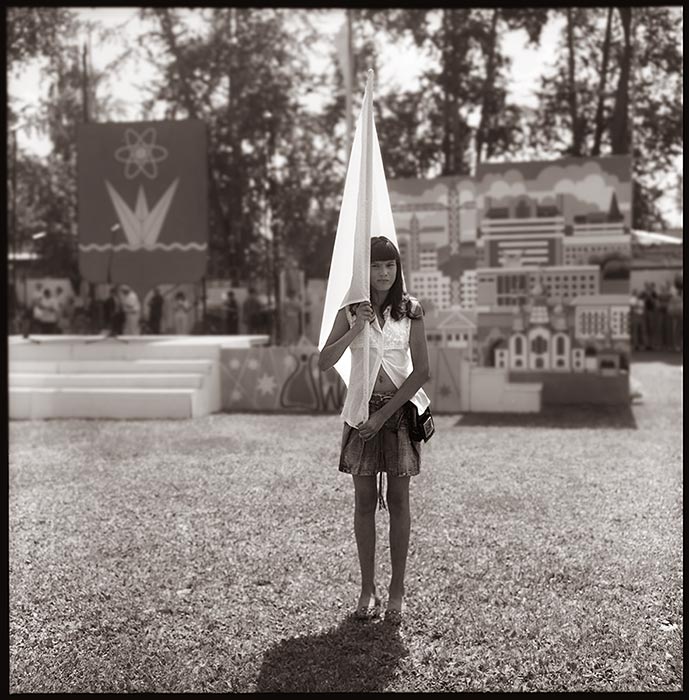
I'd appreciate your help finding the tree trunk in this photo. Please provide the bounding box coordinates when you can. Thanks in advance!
[441,11,452,175]
[475,8,500,171]
[610,6,632,154]
[225,7,243,279]
[591,6,614,156]
[566,8,582,156]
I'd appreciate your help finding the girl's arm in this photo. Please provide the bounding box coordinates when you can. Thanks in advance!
[317,304,373,371]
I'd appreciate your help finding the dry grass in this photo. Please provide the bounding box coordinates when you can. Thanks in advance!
[9,359,682,692]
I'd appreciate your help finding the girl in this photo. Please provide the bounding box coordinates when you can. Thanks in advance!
[318,236,431,624]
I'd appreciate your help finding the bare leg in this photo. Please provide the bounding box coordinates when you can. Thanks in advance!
[386,475,410,612]
[352,475,379,608]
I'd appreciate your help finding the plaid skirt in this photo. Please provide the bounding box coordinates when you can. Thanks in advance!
[339,392,421,480]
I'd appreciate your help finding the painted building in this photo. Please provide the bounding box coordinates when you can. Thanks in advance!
[459,269,477,309]
[479,193,566,267]
[475,265,601,310]
[410,270,452,311]
[478,280,629,377]
[424,307,477,351]
[388,176,477,312]
[572,294,631,341]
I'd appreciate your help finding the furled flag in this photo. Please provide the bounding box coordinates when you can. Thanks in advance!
[318,69,402,426]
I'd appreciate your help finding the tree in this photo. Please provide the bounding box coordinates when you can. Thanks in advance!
[591,7,614,156]
[610,7,632,155]
[6,7,76,69]
[139,8,341,284]
[532,6,682,229]
[474,8,549,167]
[353,8,547,177]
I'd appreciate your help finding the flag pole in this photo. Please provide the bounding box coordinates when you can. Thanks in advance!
[345,10,354,159]
[359,69,373,424]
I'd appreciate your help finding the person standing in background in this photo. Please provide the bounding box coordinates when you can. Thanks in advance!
[224,290,239,334]
[37,288,60,334]
[54,286,73,334]
[667,283,683,352]
[630,289,645,351]
[656,281,672,351]
[642,281,657,350]
[281,292,302,345]
[29,283,44,334]
[104,286,121,335]
[148,287,164,334]
[173,291,192,335]
[120,286,141,335]
[243,287,263,334]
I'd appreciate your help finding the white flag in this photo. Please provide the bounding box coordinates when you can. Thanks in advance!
[318,70,401,426]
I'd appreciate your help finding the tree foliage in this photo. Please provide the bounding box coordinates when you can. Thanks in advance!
[137,7,343,283]
[7,6,683,297]
[532,6,683,229]
[6,7,76,68]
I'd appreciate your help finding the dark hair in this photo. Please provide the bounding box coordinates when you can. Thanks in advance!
[350,236,423,321]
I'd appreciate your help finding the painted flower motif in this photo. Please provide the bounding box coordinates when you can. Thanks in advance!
[256,373,277,396]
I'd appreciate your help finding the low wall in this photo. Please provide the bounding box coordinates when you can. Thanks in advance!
[219,345,466,413]
[218,344,630,412]
[508,371,630,405]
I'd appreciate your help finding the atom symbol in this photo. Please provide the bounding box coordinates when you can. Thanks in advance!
[114,128,168,180]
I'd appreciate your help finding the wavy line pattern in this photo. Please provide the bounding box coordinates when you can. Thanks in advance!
[79,243,208,252]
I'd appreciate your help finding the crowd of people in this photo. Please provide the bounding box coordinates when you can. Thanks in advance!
[20,284,197,337]
[630,279,683,352]
[23,279,683,351]
[17,282,304,340]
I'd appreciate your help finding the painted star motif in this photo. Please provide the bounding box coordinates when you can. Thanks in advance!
[229,358,241,370]
[247,358,259,371]
[256,373,277,396]
[115,128,168,180]
[230,389,243,402]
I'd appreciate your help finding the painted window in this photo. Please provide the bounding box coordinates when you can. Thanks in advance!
[531,336,548,354]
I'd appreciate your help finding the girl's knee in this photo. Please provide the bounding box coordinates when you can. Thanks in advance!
[386,496,410,517]
[386,484,410,515]
[355,492,378,516]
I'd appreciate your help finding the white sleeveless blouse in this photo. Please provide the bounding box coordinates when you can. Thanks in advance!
[341,304,431,427]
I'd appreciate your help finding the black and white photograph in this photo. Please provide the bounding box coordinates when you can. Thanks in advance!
[7,5,683,693]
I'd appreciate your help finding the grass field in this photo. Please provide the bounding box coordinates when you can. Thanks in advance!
[9,358,683,692]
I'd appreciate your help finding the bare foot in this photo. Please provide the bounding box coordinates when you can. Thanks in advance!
[356,587,380,611]
[387,587,404,613]
[354,588,381,619]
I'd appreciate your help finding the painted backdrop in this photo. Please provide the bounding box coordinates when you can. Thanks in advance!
[77,119,208,302]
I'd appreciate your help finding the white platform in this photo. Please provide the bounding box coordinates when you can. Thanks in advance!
[8,334,268,420]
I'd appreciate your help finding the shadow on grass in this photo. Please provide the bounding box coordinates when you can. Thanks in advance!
[255,614,407,692]
[453,403,638,429]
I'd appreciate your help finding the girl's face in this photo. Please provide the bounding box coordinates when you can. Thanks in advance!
[370,259,397,292]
